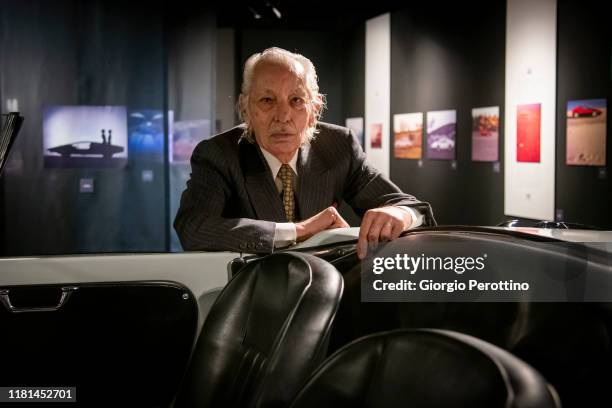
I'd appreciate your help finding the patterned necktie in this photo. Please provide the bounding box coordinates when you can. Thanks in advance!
[277,164,295,222]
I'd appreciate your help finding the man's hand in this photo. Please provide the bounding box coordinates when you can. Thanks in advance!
[357,206,412,259]
[295,206,350,242]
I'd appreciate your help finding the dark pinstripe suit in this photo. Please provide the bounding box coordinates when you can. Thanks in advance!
[174,122,434,253]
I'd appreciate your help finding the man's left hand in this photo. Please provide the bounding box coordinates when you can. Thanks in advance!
[357,206,412,259]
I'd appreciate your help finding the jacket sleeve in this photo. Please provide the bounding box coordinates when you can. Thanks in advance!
[342,129,436,226]
[173,140,276,253]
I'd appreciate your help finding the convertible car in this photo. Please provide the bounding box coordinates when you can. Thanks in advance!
[1,225,611,407]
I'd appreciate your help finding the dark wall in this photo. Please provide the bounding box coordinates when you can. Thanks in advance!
[389,3,506,226]
[338,24,366,226]
[341,25,366,121]
[167,7,217,251]
[0,0,167,255]
[556,0,612,229]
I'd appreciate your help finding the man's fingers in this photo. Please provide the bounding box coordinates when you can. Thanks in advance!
[329,210,349,229]
[357,212,374,259]
[332,212,350,228]
[366,220,385,248]
[390,221,403,240]
[380,221,394,242]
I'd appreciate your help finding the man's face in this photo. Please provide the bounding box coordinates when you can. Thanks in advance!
[247,62,314,162]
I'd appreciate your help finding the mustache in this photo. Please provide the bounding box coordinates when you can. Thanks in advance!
[270,126,296,134]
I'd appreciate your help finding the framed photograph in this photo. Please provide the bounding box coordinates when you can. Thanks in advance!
[516,103,541,163]
[128,109,173,161]
[426,110,456,160]
[471,106,499,162]
[393,113,423,159]
[566,98,606,166]
[370,123,382,149]
[345,117,364,148]
[170,119,211,164]
[43,105,128,168]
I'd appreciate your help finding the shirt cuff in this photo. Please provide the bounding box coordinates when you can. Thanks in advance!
[397,206,424,230]
[273,222,297,248]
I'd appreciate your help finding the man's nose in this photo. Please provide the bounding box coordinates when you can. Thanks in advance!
[274,101,291,122]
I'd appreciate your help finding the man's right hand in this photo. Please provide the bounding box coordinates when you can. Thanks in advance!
[295,206,350,242]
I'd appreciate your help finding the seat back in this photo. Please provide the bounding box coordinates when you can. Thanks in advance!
[176,252,344,408]
[290,329,560,408]
[0,281,198,406]
[0,112,24,176]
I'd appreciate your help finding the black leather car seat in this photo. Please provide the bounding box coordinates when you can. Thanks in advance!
[175,252,344,408]
[290,329,561,408]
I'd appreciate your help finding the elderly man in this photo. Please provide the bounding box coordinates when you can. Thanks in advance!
[174,47,434,259]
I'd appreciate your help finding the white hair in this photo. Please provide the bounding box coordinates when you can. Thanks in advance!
[237,47,326,143]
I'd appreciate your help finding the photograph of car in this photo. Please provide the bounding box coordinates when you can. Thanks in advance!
[569,105,602,118]
[566,98,607,166]
[393,112,423,159]
[430,135,455,150]
[47,139,124,158]
[427,110,456,160]
[42,105,128,168]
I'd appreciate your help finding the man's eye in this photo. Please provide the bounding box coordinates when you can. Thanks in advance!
[291,97,305,106]
[260,97,273,103]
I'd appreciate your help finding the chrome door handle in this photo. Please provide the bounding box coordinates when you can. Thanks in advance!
[0,286,78,313]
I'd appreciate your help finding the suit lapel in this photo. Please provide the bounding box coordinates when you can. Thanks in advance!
[296,143,333,220]
[240,140,286,222]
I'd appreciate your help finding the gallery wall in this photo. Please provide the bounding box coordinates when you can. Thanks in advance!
[388,2,507,226]
[0,0,169,256]
[555,0,611,229]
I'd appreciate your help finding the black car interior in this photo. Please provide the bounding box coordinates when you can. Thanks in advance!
[0,281,198,406]
[315,228,612,408]
[289,329,560,408]
[175,252,344,408]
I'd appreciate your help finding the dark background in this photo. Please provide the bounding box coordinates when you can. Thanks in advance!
[0,0,610,256]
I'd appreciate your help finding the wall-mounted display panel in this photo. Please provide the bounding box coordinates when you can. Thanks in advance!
[516,103,541,163]
[471,106,500,162]
[393,112,423,159]
[169,119,211,164]
[345,117,364,148]
[370,123,382,148]
[566,98,606,166]
[128,110,171,162]
[43,106,128,169]
[426,110,456,160]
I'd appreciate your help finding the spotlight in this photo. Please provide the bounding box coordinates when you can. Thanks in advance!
[248,6,262,19]
[271,6,281,19]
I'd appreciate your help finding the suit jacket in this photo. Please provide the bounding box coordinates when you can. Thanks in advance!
[174,122,434,253]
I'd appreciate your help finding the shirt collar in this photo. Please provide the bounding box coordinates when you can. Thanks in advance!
[259,146,299,179]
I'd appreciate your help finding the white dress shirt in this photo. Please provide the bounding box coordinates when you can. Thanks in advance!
[259,147,423,248]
